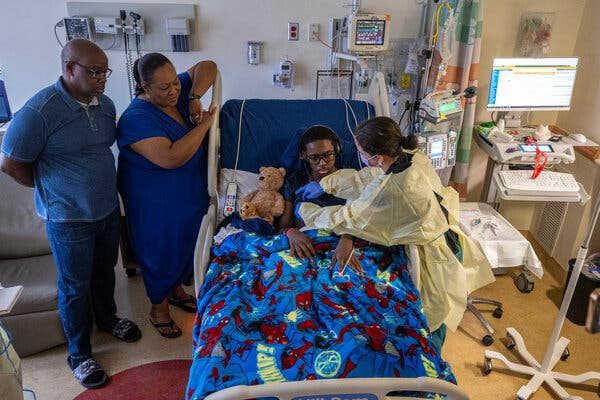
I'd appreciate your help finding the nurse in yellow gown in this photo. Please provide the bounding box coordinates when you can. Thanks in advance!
[296,117,494,333]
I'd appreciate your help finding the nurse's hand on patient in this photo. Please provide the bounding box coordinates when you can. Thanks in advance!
[295,181,324,201]
[332,234,363,275]
[286,228,315,261]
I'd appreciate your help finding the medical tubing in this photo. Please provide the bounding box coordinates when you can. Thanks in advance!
[431,2,453,52]
[0,321,18,375]
[342,99,365,166]
[234,99,246,172]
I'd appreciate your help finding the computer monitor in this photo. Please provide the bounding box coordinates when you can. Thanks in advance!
[347,14,390,52]
[487,57,578,111]
[0,80,11,123]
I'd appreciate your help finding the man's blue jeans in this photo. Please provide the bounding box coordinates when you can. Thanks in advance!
[46,208,120,365]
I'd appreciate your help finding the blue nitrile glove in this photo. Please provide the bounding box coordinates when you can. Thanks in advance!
[295,181,324,201]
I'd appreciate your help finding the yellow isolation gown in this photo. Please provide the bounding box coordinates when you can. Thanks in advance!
[298,152,494,331]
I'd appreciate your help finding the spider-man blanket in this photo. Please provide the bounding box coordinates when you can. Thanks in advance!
[186,229,455,399]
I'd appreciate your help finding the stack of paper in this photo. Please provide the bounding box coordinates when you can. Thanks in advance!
[0,285,23,315]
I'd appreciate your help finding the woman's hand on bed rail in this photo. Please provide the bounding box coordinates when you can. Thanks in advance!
[333,234,363,275]
[285,228,316,262]
[190,103,217,126]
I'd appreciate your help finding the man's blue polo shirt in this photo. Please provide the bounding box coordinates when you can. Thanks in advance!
[1,78,118,222]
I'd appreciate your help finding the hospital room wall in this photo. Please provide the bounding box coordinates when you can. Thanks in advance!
[0,0,422,114]
[466,0,587,231]
[552,0,600,267]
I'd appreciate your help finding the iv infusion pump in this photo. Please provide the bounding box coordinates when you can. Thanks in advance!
[417,131,458,170]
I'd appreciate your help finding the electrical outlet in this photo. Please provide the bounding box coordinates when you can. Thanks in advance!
[288,22,299,41]
[309,23,319,41]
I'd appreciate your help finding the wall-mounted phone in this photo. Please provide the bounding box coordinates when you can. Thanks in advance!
[273,60,294,89]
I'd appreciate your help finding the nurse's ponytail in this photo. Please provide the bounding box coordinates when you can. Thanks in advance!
[354,117,417,157]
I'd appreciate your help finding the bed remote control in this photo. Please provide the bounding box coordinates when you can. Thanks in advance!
[224,182,238,217]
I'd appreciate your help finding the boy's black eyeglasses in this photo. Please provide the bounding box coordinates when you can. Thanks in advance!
[70,61,112,79]
[305,151,335,164]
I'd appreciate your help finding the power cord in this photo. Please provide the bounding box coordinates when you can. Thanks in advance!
[54,20,65,48]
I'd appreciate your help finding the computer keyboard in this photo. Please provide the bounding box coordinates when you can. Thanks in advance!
[498,170,579,196]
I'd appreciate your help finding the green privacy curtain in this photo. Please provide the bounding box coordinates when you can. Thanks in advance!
[426,0,483,199]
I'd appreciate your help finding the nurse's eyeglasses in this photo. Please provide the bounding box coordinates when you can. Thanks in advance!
[305,151,335,164]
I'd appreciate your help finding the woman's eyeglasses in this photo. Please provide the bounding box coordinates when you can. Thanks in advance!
[70,61,113,79]
[305,151,335,164]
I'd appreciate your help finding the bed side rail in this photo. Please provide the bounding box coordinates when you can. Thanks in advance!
[204,377,469,400]
[194,70,222,296]
[207,70,222,199]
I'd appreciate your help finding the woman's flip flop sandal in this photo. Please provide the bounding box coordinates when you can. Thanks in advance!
[149,318,182,339]
[168,294,198,313]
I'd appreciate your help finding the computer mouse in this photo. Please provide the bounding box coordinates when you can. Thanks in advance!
[570,133,586,143]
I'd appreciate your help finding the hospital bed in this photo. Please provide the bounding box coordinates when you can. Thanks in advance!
[187,71,469,400]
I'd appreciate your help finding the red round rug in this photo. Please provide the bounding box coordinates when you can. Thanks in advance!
[73,359,192,400]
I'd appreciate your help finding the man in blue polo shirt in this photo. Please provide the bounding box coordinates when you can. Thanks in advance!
[0,39,141,389]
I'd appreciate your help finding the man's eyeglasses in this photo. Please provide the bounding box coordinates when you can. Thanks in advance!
[305,151,335,164]
[70,61,112,79]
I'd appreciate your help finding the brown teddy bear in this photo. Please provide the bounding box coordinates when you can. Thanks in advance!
[242,166,286,225]
[239,202,260,221]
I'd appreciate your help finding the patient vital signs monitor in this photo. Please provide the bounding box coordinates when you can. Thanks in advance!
[347,14,390,52]
[487,57,578,111]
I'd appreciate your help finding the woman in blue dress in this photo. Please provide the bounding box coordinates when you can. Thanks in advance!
[117,53,217,338]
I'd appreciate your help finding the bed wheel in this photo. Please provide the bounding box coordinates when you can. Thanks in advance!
[125,268,137,277]
[561,347,570,361]
[483,356,493,375]
[493,307,503,318]
[517,272,534,293]
[506,332,516,349]
[482,334,494,346]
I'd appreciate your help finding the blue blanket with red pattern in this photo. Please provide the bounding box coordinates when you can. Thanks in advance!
[186,229,455,399]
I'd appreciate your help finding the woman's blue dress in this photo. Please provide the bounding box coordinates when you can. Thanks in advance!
[116,72,209,304]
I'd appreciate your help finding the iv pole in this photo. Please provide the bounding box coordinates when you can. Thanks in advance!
[484,193,600,400]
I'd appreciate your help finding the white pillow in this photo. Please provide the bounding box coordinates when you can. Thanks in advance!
[216,168,259,224]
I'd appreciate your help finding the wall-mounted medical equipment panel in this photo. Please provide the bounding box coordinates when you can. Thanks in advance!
[66,2,197,52]
[347,13,391,52]
[273,60,294,90]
